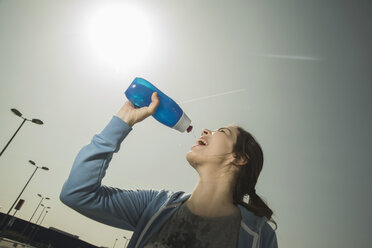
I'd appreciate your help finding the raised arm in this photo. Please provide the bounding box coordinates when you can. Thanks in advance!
[60,92,160,231]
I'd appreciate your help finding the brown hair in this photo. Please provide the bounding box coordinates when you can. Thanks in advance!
[231,126,277,230]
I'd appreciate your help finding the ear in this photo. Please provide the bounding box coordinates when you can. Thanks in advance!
[232,154,248,166]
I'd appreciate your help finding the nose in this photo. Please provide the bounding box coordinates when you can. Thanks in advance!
[201,129,210,136]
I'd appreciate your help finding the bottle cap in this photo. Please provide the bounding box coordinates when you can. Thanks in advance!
[186,125,193,133]
[173,112,191,133]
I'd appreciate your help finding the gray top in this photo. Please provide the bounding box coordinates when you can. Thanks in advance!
[144,202,242,248]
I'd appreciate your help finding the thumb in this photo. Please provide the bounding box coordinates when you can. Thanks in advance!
[147,92,160,114]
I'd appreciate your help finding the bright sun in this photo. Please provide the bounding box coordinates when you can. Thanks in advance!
[85,3,155,69]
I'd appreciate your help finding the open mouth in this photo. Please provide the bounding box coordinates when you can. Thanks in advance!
[198,139,208,146]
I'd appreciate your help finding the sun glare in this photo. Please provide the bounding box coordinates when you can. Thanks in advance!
[85,3,155,69]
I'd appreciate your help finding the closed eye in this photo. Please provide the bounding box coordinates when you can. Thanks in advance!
[218,128,231,136]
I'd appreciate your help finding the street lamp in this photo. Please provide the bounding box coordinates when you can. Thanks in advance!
[113,238,118,248]
[30,194,50,223]
[123,236,130,248]
[112,239,118,248]
[39,209,49,226]
[0,160,49,236]
[0,108,44,157]
[22,194,50,234]
[35,204,50,225]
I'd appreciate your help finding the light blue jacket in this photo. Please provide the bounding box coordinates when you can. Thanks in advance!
[60,116,278,248]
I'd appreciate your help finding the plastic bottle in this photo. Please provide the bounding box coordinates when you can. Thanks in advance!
[125,77,193,133]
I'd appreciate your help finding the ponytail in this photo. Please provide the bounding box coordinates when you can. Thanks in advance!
[232,126,277,230]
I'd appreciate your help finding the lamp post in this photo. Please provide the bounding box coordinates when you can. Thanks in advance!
[22,194,50,235]
[123,236,130,248]
[0,160,49,236]
[112,238,118,248]
[35,204,50,225]
[0,108,43,157]
[39,210,49,226]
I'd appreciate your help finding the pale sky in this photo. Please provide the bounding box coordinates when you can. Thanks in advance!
[0,0,371,247]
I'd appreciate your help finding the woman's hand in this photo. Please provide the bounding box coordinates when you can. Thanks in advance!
[116,92,160,127]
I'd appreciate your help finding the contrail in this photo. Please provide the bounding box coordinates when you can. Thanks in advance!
[180,89,246,104]
[261,54,321,61]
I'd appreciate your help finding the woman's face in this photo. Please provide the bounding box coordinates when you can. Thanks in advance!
[186,126,238,169]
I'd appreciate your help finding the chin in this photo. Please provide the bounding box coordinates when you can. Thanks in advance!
[185,151,198,168]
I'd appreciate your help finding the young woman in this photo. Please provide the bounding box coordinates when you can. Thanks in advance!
[60,92,278,248]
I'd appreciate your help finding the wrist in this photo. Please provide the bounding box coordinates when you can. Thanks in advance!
[116,113,135,127]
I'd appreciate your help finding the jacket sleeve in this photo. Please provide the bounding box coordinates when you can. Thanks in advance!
[60,116,159,231]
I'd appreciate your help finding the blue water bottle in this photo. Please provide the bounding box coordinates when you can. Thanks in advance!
[125,77,193,133]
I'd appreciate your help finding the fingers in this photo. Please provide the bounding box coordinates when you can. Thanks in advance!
[147,92,160,114]
[118,92,159,126]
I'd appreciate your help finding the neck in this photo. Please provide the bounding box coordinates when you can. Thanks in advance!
[186,168,239,218]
